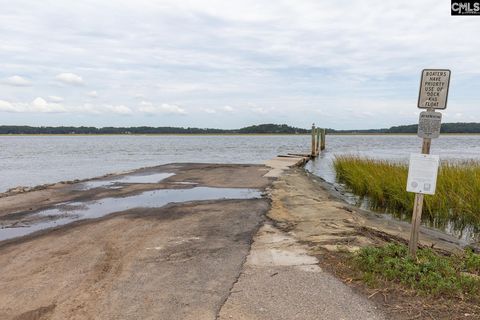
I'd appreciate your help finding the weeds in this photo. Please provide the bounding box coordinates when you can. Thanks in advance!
[353,243,480,299]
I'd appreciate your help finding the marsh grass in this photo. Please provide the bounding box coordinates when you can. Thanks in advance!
[333,156,480,230]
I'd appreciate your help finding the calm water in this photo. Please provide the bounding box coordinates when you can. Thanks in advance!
[2,134,480,193]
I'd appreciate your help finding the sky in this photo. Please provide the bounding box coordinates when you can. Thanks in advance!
[0,0,479,130]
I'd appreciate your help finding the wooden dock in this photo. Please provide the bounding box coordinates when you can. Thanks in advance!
[262,124,326,177]
[264,154,311,177]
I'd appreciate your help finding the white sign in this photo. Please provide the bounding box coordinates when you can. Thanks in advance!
[418,69,451,109]
[418,111,442,139]
[406,154,440,195]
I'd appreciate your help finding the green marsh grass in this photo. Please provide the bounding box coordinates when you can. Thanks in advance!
[333,156,480,231]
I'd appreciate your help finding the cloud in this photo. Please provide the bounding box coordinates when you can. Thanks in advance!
[203,108,216,114]
[0,98,66,113]
[73,104,134,115]
[157,83,204,94]
[139,101,187,115]
[74,103,102,114]
[157,82,241,94]
[0,99,136,116]
[0,100,17,112]
[251,106,274,114]
[30,97,66,113]
[48,95,64,102]
[133,93,146,100]
[87,90,98,98]
[223,106,235,112]
[4,75,31,87]
[104,104,133,115]
[55,73,84,85]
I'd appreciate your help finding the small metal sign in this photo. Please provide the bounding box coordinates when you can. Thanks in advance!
[406,154,440,195]
[418,69,451,109]
[418,111,442,139]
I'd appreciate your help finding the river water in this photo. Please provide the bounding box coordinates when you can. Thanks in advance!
[0,135,310,192]
[2,134,480,192]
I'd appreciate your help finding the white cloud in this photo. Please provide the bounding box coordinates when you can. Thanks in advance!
[87,90,98,98]
[133,93,146,100]
[157,82,241,94]
[48,95,64,102]
[251,106,274,114]
[55,73,84,85]
[157,83,203,94]
[223,106,235,112]
[0,100,17,112]
[0,98,66,113]
[73,104,134,115]
[4,75,31,87]
[74,103,102,114]
[139,101,187,115]
[203,108,216,114]
[104,104,133,115]
[30,97,66,113]
[0,99,135,115]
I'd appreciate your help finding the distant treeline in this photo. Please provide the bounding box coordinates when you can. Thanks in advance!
[0,123,309,135]
[2,122,480,135]
[327,123,480,134]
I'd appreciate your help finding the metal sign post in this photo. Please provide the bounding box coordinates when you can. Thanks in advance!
[407,69,451,257]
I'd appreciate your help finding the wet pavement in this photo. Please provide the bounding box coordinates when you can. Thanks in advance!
[0,186,262,241]
[0,163,273,320]
[76,172,176,190]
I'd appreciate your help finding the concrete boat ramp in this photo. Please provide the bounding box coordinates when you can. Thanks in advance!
[0,154,435,319]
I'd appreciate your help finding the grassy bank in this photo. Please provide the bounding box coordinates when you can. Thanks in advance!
[353,243,480,299]
[333,156,480,230]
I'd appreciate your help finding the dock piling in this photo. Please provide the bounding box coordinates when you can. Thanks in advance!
[311,124,326,157]
[311,124,316,157]
[320,129,326,151]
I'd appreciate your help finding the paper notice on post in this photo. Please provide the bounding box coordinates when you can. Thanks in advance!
[406,154,440,195]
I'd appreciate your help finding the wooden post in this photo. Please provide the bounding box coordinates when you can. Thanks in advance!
[311,123,316,157]
[315,128,320,155]
[408,69,450,257]
[320,129,326,151]
[408,127,432,257]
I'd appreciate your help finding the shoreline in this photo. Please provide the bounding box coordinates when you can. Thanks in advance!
[1,160,476,251]
[2,132,480,136]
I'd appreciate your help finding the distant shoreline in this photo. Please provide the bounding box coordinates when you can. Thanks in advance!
[0,133,310,136]
[2,132,480,136]
[3,122,480,135]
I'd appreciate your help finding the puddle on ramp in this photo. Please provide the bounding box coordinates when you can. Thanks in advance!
[78,172,176,190]
[0,187,262,242]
